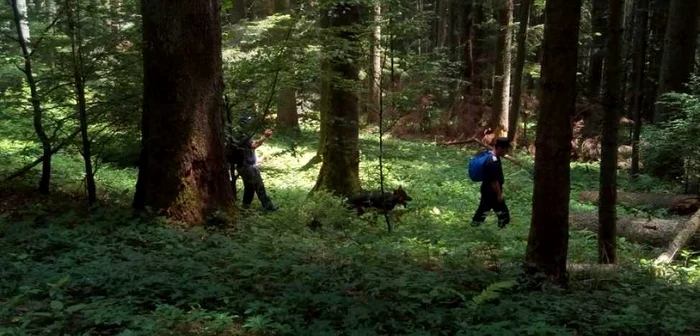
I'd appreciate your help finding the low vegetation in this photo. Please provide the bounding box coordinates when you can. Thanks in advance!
[1,126,699,335]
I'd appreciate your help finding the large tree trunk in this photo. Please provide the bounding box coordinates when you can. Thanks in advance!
[490,0,513,138]
[10,0,53,195]
[654,0,700,123]
[570,212,700,248]
[630,0,649,176]
[134,0,235,224]
[526,0,582,288]
[312,1,362,197]
[366,2,382,124]
[507,0,532,145]
[599,0,624,265]
[230,0,247,24]
[273,0,299,132]
[649,0,700,180]
[67,0,97,206]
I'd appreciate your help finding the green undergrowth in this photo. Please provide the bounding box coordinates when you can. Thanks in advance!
[1,125,699,335]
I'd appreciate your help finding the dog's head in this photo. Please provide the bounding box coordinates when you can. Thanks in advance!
[393,186,413,207]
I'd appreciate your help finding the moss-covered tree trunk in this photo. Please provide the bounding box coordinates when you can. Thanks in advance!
[134,0,235,224]
[527,0,582,288]
[490,0,513,138]
[599,0,624,265]
[508,0,532,145]
[312,1,362,197]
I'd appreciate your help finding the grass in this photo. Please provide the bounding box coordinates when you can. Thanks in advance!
[1,123,699,335]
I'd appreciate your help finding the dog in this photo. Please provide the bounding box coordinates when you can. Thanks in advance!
[347,186,413,216]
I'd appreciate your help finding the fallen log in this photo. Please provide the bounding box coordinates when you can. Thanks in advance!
[4,130,81,181]
[569,212,700,248]
[655,208,700,264]
[578,190,700,215]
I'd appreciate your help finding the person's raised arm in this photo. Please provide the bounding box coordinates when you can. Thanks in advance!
[251,129,273,149]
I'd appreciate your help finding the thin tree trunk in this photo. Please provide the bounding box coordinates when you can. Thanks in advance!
[461,0,474,84]
[599,0,624,265]
[508,0,532,145]
[587,0,607,101]
[312,2,362,197]
[134,0,235,224]
[527,0,582,288]
[631,0,649,176]
[654,0,700,123]
[366,1,382,124]
[472,1,487,92]
[490,0,513,138]
[10,0,53,194]
[67,0,96,205]
[644,0,669,123]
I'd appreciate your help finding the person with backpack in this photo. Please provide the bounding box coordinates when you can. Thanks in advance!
[468,137,510,228]
[227,115,278,212]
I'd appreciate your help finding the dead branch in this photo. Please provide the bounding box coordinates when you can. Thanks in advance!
[655,208,700,264]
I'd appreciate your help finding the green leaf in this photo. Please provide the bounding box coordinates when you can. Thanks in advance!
[50,300,64,311]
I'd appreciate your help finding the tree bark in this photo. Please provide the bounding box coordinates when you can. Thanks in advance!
[10,0,53,195]
[507,0,532,145]
[230,0,247,24]
[273,0,299,132]
[471,1,487,92]
[579,190,700,214]
[526,0,582,288]
[643,0,669,123]
[134,0,235,224]
[490,0,513,138]
[366,1,382,124]
[655,208,700,264]
[312,1,362,197]
[587,0,607,101]
[631,0,649,176]
[654,0,700,123]
[599,0,624,265]
[570,212,699,248]
[461,0,474,84]
[66,0,97,206]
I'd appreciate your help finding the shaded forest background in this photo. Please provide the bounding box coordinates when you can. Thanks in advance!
[2,0,700,334]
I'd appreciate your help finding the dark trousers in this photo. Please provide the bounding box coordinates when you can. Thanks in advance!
[472,188,510,227]
[238,164,275,210]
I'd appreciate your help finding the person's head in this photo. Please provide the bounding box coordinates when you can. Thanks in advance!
[239,115,252,126]
[493,137,510,156]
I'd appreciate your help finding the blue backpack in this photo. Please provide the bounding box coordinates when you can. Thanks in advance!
[468,150,494,182]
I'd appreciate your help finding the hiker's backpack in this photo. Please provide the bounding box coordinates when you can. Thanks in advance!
[225,135,247,167]
[468,150,494,182]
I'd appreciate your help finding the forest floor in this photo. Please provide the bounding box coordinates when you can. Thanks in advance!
[1,124,699,335]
